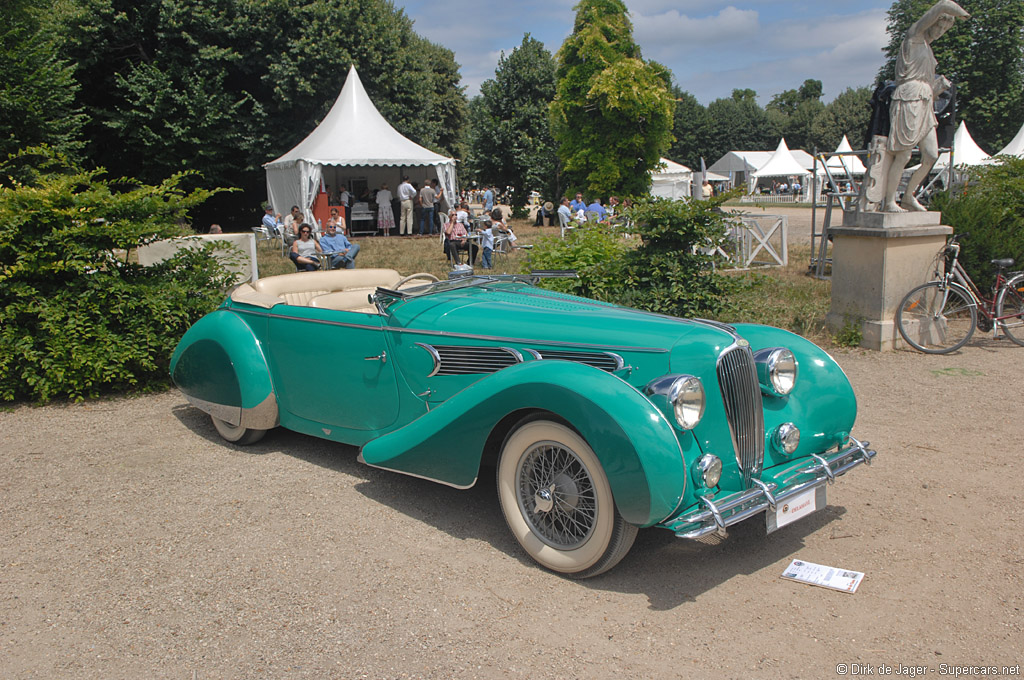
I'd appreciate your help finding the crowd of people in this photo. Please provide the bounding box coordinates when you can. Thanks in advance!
[259,182,636,274]
[262,205,360,271]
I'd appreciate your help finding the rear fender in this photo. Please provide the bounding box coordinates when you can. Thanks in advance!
[170,310,278,429]
[358,361,689,527]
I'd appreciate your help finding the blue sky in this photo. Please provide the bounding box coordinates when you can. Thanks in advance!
[399,1,895,104]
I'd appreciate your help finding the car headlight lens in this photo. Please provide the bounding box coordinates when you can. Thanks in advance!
[644,374,705,430]
[755,347,798,396]
[669,375,705,430]
[692,454,722,488]
[773,422,801,454]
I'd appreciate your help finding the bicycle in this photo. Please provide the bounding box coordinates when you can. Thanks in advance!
[895,234,1024,354]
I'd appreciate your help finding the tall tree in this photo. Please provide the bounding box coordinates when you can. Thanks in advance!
[0,0,84,160]
[766,79,825,151]
[58,0,466,225]
[667,86,712,169]
[880,0,1024,151]
[550,0,675,197]
[702,89,783,164]
[809,86,874,151]
[468,34,558,214]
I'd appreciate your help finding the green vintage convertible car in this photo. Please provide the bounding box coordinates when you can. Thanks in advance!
[171,268,877,577]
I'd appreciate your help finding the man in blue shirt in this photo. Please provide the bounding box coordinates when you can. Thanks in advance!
[483,186,494,212]
[569,192,586,214]
[319,223,360,269]
[262,205,283,237]
[586,197,608,221]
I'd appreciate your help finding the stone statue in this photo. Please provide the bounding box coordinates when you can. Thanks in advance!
[874,0,970,212]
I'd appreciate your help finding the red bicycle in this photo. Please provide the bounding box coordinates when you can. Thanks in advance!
[896,234,1024,354]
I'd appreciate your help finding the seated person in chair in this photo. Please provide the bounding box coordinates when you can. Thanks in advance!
[444,208,478,265]
[319,222,360,269]
[327,206,348,235]
[289,224,322,271]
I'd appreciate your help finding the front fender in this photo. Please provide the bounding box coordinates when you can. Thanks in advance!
[733,323,857,458]
[359,361,692,527]
[170,310,278,429]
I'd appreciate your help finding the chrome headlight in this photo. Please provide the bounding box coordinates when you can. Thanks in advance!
[669,375,705,430]
[773,422,801,454]
[692,454,722,488]
[754,347,798,396]
[644,374,706,430]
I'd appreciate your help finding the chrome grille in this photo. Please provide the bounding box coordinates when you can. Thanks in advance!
[530,349,623,372]
[418,343,522,376]
[716,345,765,487]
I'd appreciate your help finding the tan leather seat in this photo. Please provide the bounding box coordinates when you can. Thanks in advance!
[237,269,402,308]
[308,290,379,313]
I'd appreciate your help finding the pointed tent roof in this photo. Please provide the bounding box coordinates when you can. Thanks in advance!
[825,135,866,175]
[934,121,990,168]
[265,66,454,169]
[753,138,810,177]
[655,157,692,176]
[993,120,1024,158]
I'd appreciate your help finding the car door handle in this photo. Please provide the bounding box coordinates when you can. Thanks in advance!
[364,351,387,364]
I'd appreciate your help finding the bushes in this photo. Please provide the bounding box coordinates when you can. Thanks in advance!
[524,225,628,301]
[932,157,1024,289]
[0,149,233,402]
[527,196,733,317]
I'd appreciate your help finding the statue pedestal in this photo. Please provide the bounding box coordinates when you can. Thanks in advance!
[826,211,952,351]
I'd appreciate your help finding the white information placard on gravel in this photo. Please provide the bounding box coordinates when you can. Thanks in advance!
[781,559,864,593]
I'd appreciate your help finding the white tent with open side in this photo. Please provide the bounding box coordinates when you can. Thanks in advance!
[753,138,811,179]
[264,66,457,222]
[650,158,692,199]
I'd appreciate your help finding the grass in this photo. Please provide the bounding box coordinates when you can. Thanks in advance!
[718,245,833,344]
[255,222,835,344]
[256,216,552,280]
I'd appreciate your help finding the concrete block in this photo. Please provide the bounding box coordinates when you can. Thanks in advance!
[827,215,952,351]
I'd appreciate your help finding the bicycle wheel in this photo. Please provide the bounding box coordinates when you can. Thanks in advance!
[896,281,977,353]
[996,274,1024,346]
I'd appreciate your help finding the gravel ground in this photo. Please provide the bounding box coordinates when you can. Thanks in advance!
[2,341,1022,679]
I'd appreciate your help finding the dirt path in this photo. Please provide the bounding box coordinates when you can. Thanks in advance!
[2,342,1022,679]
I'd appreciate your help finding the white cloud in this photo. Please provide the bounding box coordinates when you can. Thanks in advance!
[397,1,890,102]
[632,6,761,48]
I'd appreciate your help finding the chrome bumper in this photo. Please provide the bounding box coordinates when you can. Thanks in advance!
[658,436,877,539]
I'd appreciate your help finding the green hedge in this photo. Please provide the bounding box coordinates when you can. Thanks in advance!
[932,156,1024,289]
[0,149,234,402]
[527,196,733,317]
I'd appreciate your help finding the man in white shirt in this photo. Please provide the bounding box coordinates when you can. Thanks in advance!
[557,197,573,238]
[397,176,416,235]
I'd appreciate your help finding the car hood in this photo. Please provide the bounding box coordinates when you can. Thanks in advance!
[384,282,736,351]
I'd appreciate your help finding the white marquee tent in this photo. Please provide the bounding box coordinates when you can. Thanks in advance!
[650,158,692,199]
[934,120,990,169]
[753,138,810,179]
[264,66,457,220]
[824,135,866,175]
[708,146,815,187]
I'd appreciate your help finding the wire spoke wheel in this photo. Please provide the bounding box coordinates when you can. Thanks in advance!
[497,418,637,578]
[516,442,598,549]
[996,275,1024,347]
[896,281,976,354]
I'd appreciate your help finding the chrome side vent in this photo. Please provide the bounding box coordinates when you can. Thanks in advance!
[417,343,522,376]
[716,345,765,487]
[530,349,624,373]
